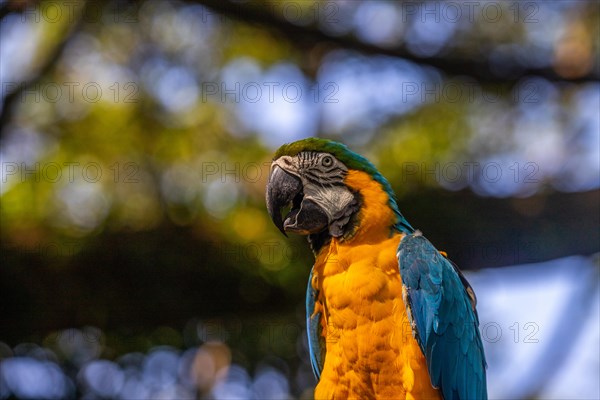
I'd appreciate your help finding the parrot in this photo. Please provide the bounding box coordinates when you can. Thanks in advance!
[265,138,487,400]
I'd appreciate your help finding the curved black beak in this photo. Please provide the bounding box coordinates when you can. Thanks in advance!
[266,165,302,236]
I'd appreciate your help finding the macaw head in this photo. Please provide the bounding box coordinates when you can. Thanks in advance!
[266,138,413,250]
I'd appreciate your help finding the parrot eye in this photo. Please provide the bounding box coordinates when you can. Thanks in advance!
[321,156,334,167]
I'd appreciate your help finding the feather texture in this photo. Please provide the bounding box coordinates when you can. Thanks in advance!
[306,266,325,379]
[398,233,487,400]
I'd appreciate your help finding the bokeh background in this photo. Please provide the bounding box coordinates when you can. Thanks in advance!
[1,0,599,398]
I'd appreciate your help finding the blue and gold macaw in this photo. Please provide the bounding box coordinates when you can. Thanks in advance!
[266,138,487,399]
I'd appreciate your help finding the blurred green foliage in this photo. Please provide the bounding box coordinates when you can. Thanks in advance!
[0,0,598,397]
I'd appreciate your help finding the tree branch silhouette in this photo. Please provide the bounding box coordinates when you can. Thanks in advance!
[0,1,87,139]
[1,0,598,139]
[192,0,599,84]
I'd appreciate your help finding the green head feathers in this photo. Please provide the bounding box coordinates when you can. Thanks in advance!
[275,138,380,177]
[273,138,414,234]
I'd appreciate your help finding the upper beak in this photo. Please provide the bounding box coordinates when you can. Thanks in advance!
[266,165,302,236]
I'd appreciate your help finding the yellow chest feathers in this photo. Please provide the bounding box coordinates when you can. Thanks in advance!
[310,170,440,399]
[312,236,440,399]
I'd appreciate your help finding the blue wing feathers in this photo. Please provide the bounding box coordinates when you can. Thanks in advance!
[306,267,325,380]
[398,233,487,400]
